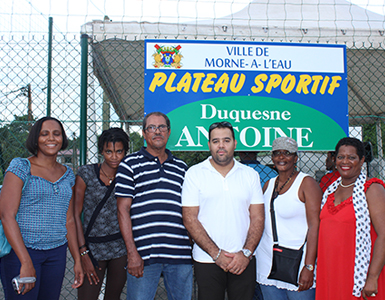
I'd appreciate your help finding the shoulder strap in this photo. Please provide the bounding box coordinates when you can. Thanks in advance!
[269,187,279,244]
[93,163,100,180]
[84,177,116,239]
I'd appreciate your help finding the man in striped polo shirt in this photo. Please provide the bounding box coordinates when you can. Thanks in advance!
[115,112,193,300]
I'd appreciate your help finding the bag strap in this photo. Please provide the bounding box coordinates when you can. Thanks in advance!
[84,164,116,239]
[269,179,280,244]
[269,178,307,246]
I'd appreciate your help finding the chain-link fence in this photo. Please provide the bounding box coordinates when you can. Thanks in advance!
[1,0,385,298]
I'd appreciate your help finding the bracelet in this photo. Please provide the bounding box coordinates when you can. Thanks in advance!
[213,249,222,261]
[80,250,89,257]
[79,244,87,250]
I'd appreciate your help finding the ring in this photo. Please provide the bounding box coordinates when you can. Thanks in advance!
[299,283,303,286]
[90,274,94,276]
[371,293,376,297]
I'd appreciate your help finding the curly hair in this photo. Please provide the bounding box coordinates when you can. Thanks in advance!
[98,127,130,154]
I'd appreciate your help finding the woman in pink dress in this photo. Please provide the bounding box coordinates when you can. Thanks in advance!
[316,137,385,300]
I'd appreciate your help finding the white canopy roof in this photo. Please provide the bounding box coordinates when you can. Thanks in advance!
[82,0,385,46]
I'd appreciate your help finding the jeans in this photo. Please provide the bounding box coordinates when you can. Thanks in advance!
[126,263,193,300]
[0,243,67,300]
[260,284,315,300]
[253,282,264,300]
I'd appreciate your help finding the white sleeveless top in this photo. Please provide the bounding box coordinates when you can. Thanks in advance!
[256,172,315,291]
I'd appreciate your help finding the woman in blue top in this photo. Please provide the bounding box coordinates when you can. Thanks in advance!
[0,117,83,299]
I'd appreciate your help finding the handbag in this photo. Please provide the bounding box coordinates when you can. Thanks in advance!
[83,164,122,267]
[267,181,306,286]
[0,159,31,258]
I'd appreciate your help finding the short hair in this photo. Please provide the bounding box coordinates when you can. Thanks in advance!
[208,121,235,140]
[335,137,365,160]
[98,127,130,154]
[26,117,68,155]
[143,112,170,131]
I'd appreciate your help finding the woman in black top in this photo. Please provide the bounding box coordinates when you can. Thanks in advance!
[74,128,129,300]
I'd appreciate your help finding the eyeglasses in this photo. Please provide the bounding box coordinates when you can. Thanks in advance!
[144,124,169,133]
[272,150,296,157]
[209,121,233,131]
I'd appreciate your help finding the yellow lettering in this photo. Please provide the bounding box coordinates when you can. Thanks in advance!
[192,73,205,92]
[165,72,177,92]
[266,74,282,93]
[328,76,342,95]
[230,73,246,93]
[281,74,296,94]
[296,74,312,94]
[149,72,167,92]
[311,75,323,94]
[177,72,192,93]
[251,74,268,93]
[320,76,330,94]
[214,73,229,93]
[201,73,217,93]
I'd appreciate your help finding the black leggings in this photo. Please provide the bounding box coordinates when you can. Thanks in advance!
[77,255,127,300]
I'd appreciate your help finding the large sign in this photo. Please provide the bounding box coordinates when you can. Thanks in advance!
[144,39,348,151]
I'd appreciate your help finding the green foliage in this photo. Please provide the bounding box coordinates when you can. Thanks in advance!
[129,131,144,153]
[362,122,385,157]
[174,151,210,168]
[67,133,80,150]
[0,115,32,184]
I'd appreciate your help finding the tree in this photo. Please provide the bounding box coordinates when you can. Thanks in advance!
[0,115,32,184]
[129,131,144,153]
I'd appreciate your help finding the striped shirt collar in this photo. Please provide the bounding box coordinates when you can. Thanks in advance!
[139,146,173,162]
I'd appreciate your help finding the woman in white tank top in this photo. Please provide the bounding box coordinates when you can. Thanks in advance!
[255,137,322,300]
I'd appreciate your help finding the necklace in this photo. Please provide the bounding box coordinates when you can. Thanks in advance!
[272,170,296,200]
[340,181,356,188]
[100,164,115,184]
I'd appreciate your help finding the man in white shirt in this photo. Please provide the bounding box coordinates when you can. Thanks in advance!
[182,121,265,300]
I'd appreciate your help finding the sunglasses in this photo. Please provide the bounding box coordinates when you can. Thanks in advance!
[272,150,296,157]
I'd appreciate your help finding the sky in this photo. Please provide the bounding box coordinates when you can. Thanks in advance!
[0,0,384,35]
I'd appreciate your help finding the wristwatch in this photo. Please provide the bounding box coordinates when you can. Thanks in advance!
[242,249,252,259]
[305,264,314,271]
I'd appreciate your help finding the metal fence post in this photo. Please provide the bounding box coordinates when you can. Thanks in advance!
[80,34,89,166]
[47,17,53,116]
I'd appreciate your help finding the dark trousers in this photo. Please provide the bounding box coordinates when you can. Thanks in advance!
[77,255,127,300]
[194,256,256,300]
[0,243,67,300]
